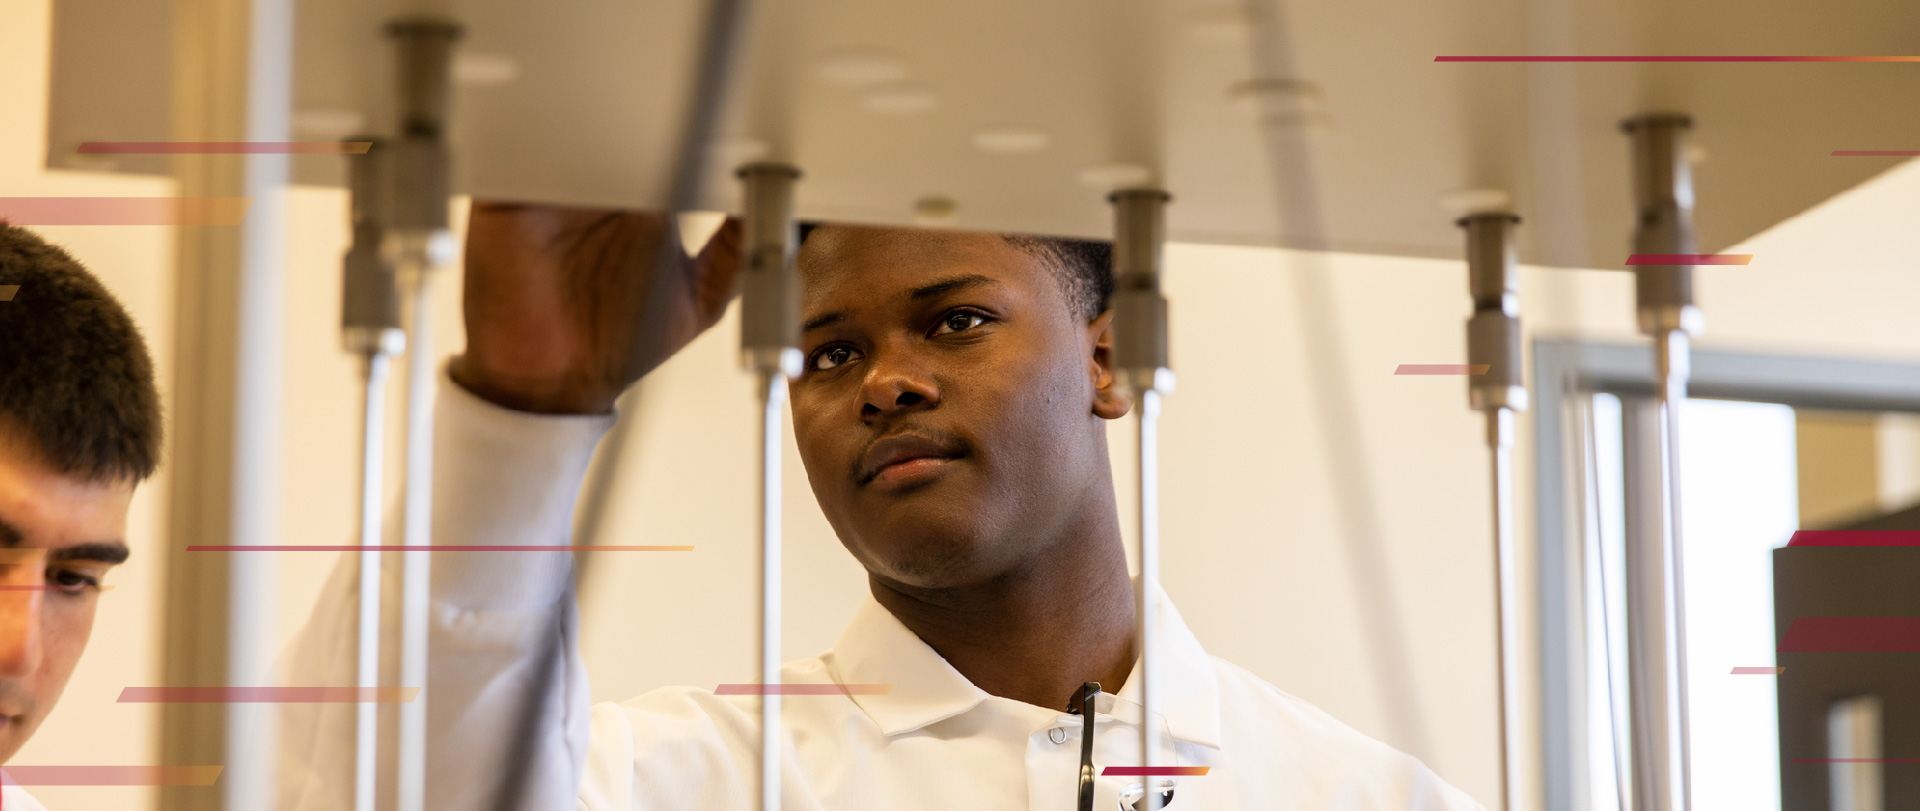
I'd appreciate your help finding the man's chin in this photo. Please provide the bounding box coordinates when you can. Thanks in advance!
[863,534,1019,591]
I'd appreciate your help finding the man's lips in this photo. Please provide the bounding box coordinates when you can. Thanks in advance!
[858,432,967,485]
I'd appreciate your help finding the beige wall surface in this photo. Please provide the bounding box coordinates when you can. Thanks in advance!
[2,1,174,808]
[14,0,1920,806]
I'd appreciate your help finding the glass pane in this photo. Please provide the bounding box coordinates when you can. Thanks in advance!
[1579,395,1794,810]
[1678,398,1794,810]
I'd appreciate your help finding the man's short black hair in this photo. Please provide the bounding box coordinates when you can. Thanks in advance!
[998,235,1112,323]
[0,225,162,482]
[796,222,1114,322]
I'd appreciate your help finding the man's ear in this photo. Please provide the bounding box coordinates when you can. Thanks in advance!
[1087,310,1133,420]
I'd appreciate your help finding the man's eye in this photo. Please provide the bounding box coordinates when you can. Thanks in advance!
[935,310,986,334]
[48,569,100,593]
[812,345,858,371]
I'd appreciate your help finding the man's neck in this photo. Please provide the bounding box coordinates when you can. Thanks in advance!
[869,508,1138,714]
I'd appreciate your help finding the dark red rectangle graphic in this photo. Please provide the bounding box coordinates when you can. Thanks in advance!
[1779,617,1920,652]
[1786,530,1920,546]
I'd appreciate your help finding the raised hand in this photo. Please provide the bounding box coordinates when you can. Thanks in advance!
[451,201,741,414]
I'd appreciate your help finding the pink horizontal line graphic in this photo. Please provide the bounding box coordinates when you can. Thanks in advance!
[1101,766,1212,776]
[1786,530,1920,546]
[0,285,16,301]
[1793,758,1920,763]
[1626,254,1753,265]
[0,766,222,786]
[0,585,113,592]
[713,684,893,696]
[0,198,250,226]
[1833,150,1920,157]
[1436,56,1920,63]
[1395,364,1490,375]
[77,141,372,155]
[187,545,693,552]
[1731,667,1784,675]
[117,686,420,703]
[1779,617,1920,652]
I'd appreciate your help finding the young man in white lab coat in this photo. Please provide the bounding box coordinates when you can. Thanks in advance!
[282,202,1485,809]
[0,226,157,810]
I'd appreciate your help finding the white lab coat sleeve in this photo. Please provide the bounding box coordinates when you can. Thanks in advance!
[276,366,617,810]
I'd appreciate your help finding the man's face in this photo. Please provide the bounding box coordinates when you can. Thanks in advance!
[789,227,1128,591]
[0,430,131,762]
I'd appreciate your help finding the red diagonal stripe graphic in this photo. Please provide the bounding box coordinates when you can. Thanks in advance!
[0,766,222,786]
[77,141,371,155]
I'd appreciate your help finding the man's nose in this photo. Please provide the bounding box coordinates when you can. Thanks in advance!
[0,568,46,679]
[859,350,941,418]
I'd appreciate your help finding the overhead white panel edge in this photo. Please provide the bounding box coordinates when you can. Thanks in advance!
[46,0,1920,268]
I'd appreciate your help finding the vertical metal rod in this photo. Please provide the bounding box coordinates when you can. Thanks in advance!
[1137,386,1163,809]
[756,370,785,811]
[1621,113,1700,811]
[1621,397,1677,811]
[1459,210,1527,811]
[1578,396,1630,811]
[738,163,801,811]
[1657,329,1693,810]
[1488,408,1522,811]
[384,19,461,810]
[354,352,392,811]
[1109,188,1172,811]
[396,267,437,811]
[341,139,404,811]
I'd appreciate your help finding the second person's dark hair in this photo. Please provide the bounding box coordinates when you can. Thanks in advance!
[0,225,163,482]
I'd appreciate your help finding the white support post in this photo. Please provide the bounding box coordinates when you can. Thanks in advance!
[159,0,294,807]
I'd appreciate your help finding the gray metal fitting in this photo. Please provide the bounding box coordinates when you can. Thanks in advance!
[1458,213,1527,413]
[1109,189,1175,397]
[385,16,464,140]
[382,16,462,266]
[383,137,453,242]
[737,163,804,377]
[1622,113,1705,338]
[341,139,406,356]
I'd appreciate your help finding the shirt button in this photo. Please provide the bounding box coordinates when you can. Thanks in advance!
[1049,727,1068,745]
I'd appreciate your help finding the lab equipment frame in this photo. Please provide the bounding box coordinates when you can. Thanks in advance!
[1531,336,1920,811]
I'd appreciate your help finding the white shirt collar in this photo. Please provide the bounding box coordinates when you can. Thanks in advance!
[825,577,1224,750]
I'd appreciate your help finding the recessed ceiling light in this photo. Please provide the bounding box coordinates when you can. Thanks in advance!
[1076,162,1155,190]
[1439,188,1514,216]
[861,86,939,115]
[716,136,771,166]
[972,127,1050,155]
[292,107,367,140]
[914,197,959,225]
[453,52,521,86]
[1227,78,1330,127]
[1187,6,1259,44]
[816,50,910,87]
